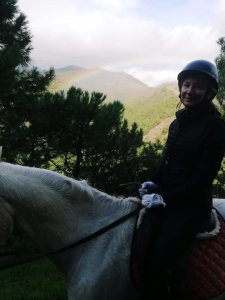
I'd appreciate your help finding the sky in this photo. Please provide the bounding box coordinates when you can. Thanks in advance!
[18,0,225,87]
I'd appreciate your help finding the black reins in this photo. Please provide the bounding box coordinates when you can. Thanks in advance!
[0,206,141,271]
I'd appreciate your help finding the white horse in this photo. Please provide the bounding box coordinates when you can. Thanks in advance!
[0,162,225,300]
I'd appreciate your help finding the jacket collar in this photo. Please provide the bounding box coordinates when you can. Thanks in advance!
[176,101,218,124]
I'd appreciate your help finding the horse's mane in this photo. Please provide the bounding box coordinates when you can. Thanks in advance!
[0,163,139,211]
[0,162,92,202]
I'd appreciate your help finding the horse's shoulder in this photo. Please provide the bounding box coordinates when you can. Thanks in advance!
[213,198,225,220]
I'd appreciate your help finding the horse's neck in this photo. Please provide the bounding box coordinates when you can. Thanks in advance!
[0,163,139,277]
[81,187,137,233]
[16,182,136,253]
[19,186,138,278]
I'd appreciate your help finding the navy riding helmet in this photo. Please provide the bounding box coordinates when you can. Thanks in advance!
[177,60,219,92]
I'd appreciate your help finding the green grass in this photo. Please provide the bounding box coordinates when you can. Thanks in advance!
[125,96,178,134]
[0,259,67,300]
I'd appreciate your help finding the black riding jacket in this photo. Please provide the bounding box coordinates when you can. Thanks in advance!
[155,101,225,213]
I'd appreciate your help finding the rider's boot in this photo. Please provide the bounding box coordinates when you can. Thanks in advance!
[141,269,169,300]
[169,249,193,300]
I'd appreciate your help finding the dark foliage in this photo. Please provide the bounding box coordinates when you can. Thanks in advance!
[0,0,54,165]
[215,37,225,110]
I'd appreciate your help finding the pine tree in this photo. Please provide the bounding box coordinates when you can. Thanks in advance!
[215,37,225,108]
[0,0,54,163]
[0,0,32,98]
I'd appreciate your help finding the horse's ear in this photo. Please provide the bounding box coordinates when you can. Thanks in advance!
[0,204,14,246]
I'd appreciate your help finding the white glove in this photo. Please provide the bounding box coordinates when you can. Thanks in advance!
[138,181,158,197]
[141,193,166,209]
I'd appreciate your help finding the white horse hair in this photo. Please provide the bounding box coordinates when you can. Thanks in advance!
[0,162,140,300]
[0,162,225,300]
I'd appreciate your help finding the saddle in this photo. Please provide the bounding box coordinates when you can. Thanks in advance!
[131,207,225,300]
[191,210,225,299]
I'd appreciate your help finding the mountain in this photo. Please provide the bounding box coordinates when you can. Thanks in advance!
[50,65,151,103]
[49,65,179,141]
[124,82,179,141]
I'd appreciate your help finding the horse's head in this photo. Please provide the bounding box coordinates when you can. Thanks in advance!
[0,201,14,246]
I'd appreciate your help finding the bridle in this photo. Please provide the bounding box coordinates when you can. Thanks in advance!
[0,205,141,271]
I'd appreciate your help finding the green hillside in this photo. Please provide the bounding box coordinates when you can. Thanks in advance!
[125,96,177,132]
[49,66,179,141]
[124,83,179,140]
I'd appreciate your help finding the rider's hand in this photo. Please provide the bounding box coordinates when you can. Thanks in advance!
[138,181,158,197]
[142,193,166,209]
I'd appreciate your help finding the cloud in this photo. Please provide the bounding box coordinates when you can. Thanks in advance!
[215,0,225,36]
[91,0,138,11]
[125,67,178,87]
[18,0,224,86]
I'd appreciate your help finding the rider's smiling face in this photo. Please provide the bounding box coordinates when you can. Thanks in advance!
[180,76,209,108]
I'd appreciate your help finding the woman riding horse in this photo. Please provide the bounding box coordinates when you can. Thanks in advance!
[140,60,225,300]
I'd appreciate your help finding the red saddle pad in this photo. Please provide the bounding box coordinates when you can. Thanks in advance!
[131,210,225,299]
[191,213,225,299]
